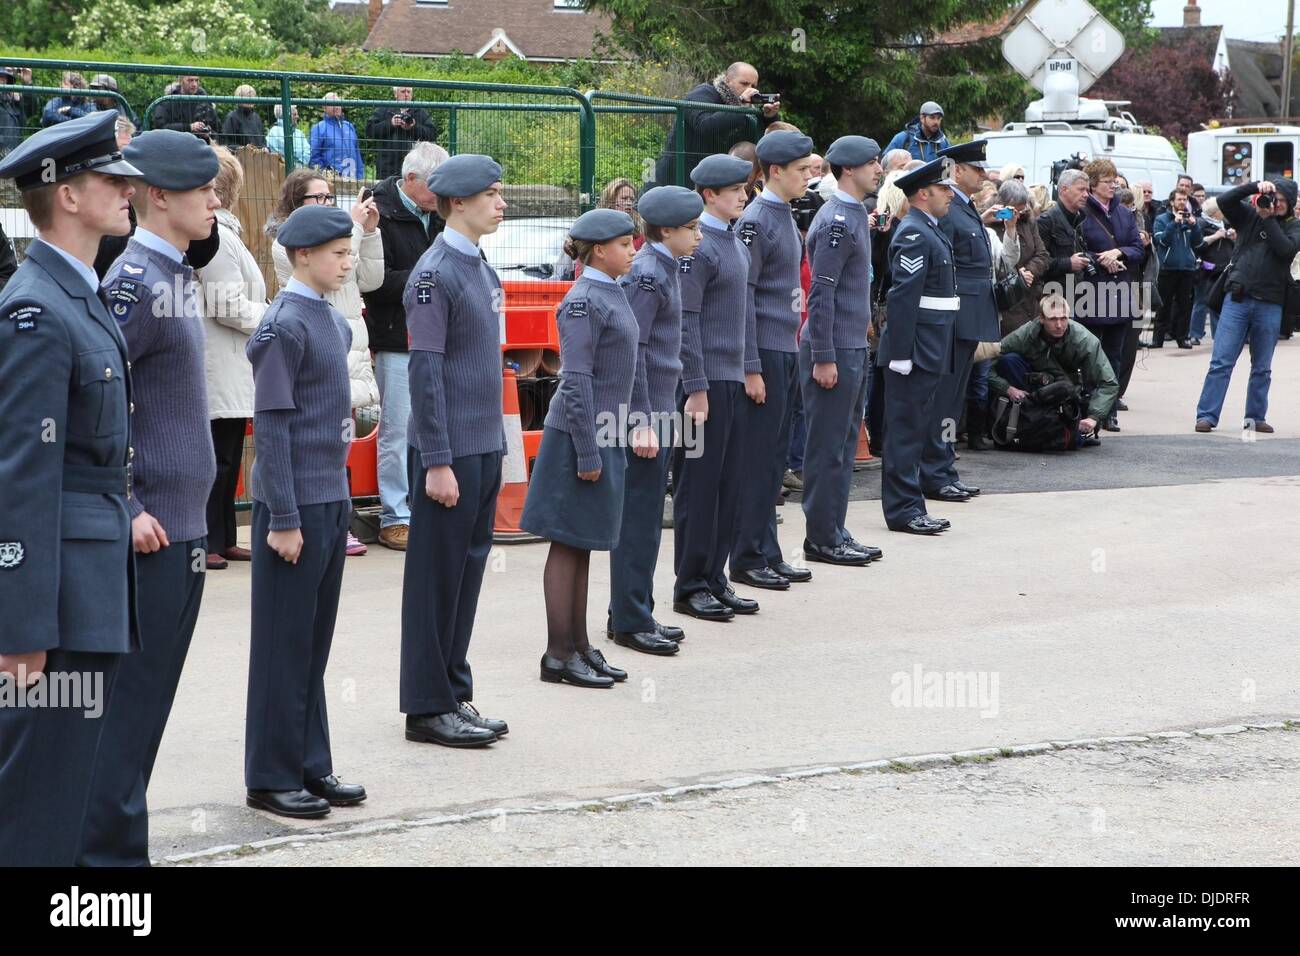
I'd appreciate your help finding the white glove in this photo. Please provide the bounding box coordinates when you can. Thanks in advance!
[888,359,913,376]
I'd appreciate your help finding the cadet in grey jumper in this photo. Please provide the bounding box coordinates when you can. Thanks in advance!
[679,218,748,393]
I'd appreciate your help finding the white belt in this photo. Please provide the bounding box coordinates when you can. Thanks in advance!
[918,296,960,311]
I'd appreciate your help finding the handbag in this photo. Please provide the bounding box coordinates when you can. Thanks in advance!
[1206,260,1234,313]
[994,270,1029,311]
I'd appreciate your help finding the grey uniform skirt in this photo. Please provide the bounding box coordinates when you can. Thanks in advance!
[519,426,628,551]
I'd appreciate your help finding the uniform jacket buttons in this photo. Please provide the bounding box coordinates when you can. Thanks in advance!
[128,446,135,461]
[105,367,113,379]
[129,402,135,414]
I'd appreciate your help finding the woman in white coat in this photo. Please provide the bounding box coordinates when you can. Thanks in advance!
[199,147,267,570]
[268,169,384,554]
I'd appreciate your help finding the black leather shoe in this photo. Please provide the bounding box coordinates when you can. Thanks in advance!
[247,788,331,819]
[733,566,790,590]
[841,536,883,561]
[612,630,680,655]
[458,701,508,737]
[1103,413,1121,432]
[769,560,812,582]
[653,620,685,641]
[951,481,980,497]
[924,484,971,502]
[713,586,758,614]
[802,539,871,566]
[673,591,734,621]
[304,774,367,806]
[893,515,946,535]
[405,711,497,747]
[581,645,627,681]
[1175,338,1192,349]
[1080,433,1102,447]
[1116,399,1129,411]
[540,652,615,688]
[930,515,951,529]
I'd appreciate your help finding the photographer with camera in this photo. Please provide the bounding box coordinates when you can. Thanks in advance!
[367,87,439,181]
[153,74,221,142]
[1148,190,1203,349]
[1194,177,1300,433]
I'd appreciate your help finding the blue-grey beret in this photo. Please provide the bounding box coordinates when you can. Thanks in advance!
[636,185,704,227]
[689,154,753,190]
[277,204,355,250]
[825,135,881,168]
[570,208,636,243]
[122,129,219,190]
[756,130,814,166]
[426,153,503,198]
[0,110,140,190]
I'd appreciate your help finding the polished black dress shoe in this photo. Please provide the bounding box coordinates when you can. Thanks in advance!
[769,560,812,582]
[654,620,685,641]
[1103,413,1121,432]
[540,652,615,687]
[405,711,497,747]
[458,701,508,737]
[612,629,680,655]
[930,516,951,529]
[924,484,971,502]
[893,515,946,535]
[673,591,734,621]
[247,788,331,819]
[802,539,871,566]
[733,566,790,590]
[713,586,758,614]
[581,645,627,681]
[951,481,980,497]
[1116,398,1129,411]
[305,774,367,806]
[840,536,883,561]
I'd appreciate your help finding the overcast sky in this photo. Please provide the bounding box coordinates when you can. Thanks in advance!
[1150,0,1296,41]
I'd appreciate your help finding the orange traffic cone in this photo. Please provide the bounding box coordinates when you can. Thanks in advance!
[494,367,540,543]
[855,422,874,462]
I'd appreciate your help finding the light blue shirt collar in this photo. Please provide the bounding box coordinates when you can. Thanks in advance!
[922,210,939,226]
[133,227,184,264]
[650,241,674,262]
[833,189,865,207]
[43,241,100,297]
[757,189,788,206]
[441,225,479,256]
[582,265,617,284]
[700,212,730,232]
[285,277,326,300]
[398,184,430,228]
[951,186,972,205]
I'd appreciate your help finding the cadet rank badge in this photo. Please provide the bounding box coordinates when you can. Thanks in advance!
[678,257,693,274]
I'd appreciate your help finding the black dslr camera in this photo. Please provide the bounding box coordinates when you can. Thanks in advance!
[790,188,824,232]
[749,92,780,106]
[1051,152,1088,186]
[395,108,415,126]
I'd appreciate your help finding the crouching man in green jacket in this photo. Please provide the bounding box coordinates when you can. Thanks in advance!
[988,292,1119,442]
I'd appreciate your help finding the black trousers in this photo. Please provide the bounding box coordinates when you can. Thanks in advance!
[206,418,247,555]
[245,500,348,791]
[0,649,121,865]
[731,349,798,573]
[1118,322,1142,398]
[609,444,672,634]
[400,450,501,716]
[1155,270,1196,343]
[920,338,977,492]
[1078,321,1128,386]
[800,344,870,548]
[673,379,744,600]
[79,537,206,866]
[881,364,944,529]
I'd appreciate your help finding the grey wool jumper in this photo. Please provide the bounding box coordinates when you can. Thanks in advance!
[404,233,507,467]
[678,221,750,393]
[618,242,683,419]
[246,285,353,531]
[735,190,803,368]
[102,236,215,542]
[804,192,873,362]
[543,270,639,473]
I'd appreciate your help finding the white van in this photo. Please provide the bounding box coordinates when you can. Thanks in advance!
[982,120,1184,196]
[1186,125,1300,195]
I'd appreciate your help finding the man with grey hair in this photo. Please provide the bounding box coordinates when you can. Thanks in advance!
[221,83,266,149]
[654,61,781,186]
[267,103,310,161]
[367,85,439,181]
[1036,168,1093,318]
[361,141,450,551]
[882,148,912,172]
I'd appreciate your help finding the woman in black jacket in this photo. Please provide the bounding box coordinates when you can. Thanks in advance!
[1191,197,1234,343]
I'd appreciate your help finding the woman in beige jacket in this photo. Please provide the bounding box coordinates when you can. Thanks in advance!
[199,147,267,570]
[268,169,384,554]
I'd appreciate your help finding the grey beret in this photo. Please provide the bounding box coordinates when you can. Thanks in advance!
[570,207,636,243]
[277,204,354,250]
[920,101,944,116]
[755,130,814,166]
[122,129,219,190]
[689,154,753,189]
[825,135,881,168]
[636,185,704,227]
[426,153,503,198]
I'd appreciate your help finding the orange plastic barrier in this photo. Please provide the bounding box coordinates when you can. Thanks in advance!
[494,368,538,542]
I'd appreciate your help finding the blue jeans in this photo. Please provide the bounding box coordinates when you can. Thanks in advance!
[374,350,412,528]
[1189,277,1209,339]
[966,358,991,404]
[1195,296,1282,426]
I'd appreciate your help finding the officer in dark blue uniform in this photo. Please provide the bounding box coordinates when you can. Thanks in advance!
[0,111,142,866]
[877,158,960,535]
[921,139,998,503]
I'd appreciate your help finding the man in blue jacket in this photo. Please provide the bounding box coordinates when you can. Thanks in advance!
[1149,191,1204,349]
[885,102,951,164]
[310,93,365,180]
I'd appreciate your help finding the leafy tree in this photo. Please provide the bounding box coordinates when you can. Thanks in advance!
[0,0,94,49]
[71,0,278,57]
[254,0,369,56]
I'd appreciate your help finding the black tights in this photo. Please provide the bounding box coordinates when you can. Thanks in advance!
[543,541,591,659]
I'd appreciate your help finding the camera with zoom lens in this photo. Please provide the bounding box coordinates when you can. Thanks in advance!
[395,109,415,125]
[1256,191,1274,209]
[790,188,824,232]
[749,92,780,106]
[1050,152,1088,186]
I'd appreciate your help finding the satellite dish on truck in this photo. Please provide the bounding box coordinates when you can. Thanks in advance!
[1002,0,1126,120]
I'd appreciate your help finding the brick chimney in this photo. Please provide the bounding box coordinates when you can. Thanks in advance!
[368,0,383,32]
[1184,0,1201,27]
